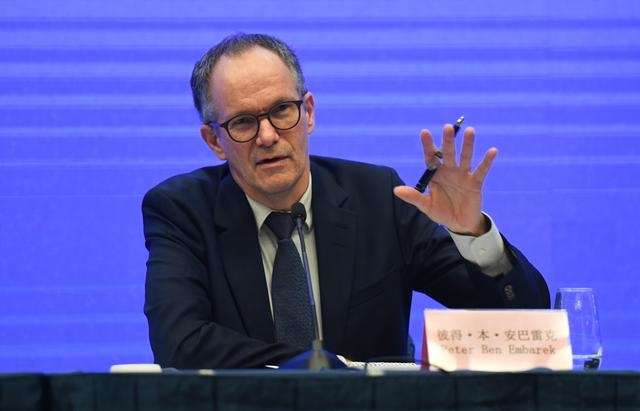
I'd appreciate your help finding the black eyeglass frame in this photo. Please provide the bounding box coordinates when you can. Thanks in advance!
[208,99,305,143]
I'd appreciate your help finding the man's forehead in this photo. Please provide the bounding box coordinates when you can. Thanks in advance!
[209,46,298,114]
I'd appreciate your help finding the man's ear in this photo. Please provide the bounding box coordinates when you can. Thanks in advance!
[304,92,315,134]
[200,124,227,160]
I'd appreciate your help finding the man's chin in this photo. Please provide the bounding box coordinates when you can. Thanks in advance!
[259,179,298,197]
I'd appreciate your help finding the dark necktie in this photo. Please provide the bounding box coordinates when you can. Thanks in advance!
[266,212,314,350]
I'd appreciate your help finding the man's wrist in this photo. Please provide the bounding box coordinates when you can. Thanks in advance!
[448,214,491,237]
[447,213,513,277]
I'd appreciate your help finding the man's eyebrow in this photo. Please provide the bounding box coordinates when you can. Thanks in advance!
[224,97,299,119]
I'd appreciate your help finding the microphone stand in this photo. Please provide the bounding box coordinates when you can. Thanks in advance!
[292,203,332,370]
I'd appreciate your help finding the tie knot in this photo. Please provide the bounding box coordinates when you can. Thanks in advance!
[266,212,295,240]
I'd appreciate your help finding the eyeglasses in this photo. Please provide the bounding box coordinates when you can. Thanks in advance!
[209,99,304,143]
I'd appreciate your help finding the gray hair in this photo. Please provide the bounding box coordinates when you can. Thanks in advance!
[190,33,308,124]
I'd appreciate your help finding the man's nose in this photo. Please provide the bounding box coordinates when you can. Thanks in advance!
[255,117,279,147]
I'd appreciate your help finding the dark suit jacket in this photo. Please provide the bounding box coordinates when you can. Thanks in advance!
[142,156,549,369]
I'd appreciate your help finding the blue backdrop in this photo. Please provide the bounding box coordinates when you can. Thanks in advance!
[1,1,639,372]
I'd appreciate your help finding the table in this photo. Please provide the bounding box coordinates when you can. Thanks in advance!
[2,370,640,410]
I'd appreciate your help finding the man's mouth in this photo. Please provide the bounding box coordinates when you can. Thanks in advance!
[257,156,286,165]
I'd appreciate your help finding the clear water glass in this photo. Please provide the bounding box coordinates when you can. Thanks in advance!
[554,288,602,370]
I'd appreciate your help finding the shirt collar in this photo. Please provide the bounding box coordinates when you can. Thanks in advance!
[245,176,313,232]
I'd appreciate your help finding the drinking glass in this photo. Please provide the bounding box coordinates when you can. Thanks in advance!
[554,288,602,370]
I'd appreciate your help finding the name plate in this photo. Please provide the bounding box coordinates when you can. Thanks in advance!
[422,309,572,372]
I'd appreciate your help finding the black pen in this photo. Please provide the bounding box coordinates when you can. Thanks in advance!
[414,115,465,193]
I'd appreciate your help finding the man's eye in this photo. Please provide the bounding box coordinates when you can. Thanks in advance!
[229,116,255,129]
[271,103,293,117]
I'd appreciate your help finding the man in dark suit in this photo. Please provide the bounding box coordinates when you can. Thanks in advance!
[142,33,549,369]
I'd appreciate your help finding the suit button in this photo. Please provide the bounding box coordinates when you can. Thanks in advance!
[504,284,515,301]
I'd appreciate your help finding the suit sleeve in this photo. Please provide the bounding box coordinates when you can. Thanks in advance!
[142,186,301,369]
[389,170,550,309]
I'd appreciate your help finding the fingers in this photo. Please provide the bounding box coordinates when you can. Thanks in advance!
[459,127,475,171]
[440,124,456,167]
[420,129,438,167]
[420,123,494,180]
[474,147,498,182]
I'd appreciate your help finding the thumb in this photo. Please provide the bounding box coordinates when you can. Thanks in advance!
[393,186,432,214]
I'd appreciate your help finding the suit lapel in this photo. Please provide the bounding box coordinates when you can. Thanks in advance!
[311,162,357,353]
[214,173,275,343]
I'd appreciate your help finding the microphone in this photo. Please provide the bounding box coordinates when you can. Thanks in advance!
[290,202,332,370]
